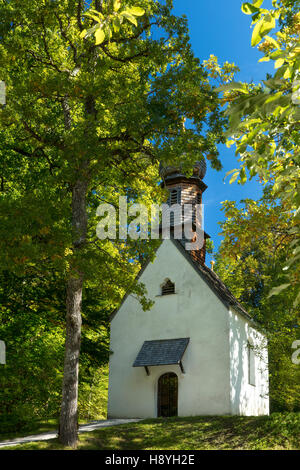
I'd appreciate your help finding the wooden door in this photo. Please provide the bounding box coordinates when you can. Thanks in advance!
[157,372,178,417]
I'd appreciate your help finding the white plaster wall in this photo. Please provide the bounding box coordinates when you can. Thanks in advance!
[229,308,269,416]
[108,239,231,418]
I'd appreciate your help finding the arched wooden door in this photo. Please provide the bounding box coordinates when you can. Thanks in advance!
[157,373,178,417]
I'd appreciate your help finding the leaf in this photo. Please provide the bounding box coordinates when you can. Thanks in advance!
[85,14,103,23]
[106,26,112,40]
[239,167,247,184]
[226,140,235,148]
[270,50,286,59]
[275,58,285,68]
[229,171,240,184]
[253,0,264,6]
[121,12,138,26]
[263,35,281,50]
[263,77,284,89]
[241,3,260,14]
[293,246,300,256]
[260,14,276,39]
[251,11,260,22]
[283,66,292,79]
[226,168,239,176]
[87,9,104,18]
[95,28,105,45]
[81,24,99,39]
[265,91,283,103]
[268,283,290,297]
[251,18,264,46]
[113,17,121,33]
[293,290,300,307]
[251,14,275,47]
[113,0,121,11]
[216,82,248,93]
[85,10,104,21]
[127,7,145,17]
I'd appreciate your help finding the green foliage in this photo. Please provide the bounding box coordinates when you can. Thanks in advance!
[216,0,300,305]
[206,238,214,254]
[215,189,300,411]
[78,366,109,421]
[0,0,227,433]
[0,270,110,432]
[0,0,225,283]
[81,2,146,44]
[202,55,240,84]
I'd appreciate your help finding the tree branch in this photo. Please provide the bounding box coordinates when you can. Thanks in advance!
[100,45,149,63]
[77,0,84,31]
[55,13,78,65]
[11,146,60,175]
[22,121,65,150]
[25,49,66,74]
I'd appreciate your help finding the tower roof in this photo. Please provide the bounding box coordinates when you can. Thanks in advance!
[159,160,207,192]
[159,159,207,180]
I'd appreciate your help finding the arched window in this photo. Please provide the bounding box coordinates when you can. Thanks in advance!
[157,372,178,417]
[247,341,256,386]
[161,279,175,296]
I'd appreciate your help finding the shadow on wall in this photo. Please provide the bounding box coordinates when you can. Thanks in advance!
[230,314,244,414]
[229,312,268,416]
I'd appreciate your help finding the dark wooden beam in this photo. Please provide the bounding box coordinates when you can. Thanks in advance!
[145,366,150,376]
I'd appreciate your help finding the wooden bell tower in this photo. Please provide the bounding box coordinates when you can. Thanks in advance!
[160,160,210,266]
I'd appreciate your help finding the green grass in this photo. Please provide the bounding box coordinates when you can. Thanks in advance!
[0,418,58,442]
[1,413,299,450]
[0,417,91,442]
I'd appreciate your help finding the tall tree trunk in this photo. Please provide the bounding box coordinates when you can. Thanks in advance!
[59,179,88,448]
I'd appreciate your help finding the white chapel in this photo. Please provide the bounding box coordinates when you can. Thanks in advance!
[108,161,269,418]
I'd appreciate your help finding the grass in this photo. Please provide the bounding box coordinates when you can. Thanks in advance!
[1,413,299,450]
[0,417,91,442]
[0,418,58,442]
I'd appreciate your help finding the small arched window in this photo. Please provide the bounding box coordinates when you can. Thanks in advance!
[161,279,175,296]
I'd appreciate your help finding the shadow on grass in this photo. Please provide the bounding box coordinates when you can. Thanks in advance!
[0,419,58,442]
[1,413,299,451]
[77,413,300,451]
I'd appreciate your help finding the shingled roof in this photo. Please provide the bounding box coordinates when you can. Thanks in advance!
[133,338,190,368]
[173,239,253,322]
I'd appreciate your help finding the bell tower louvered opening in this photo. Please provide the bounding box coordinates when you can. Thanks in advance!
[167,188,181,206]
[161,279,175,296]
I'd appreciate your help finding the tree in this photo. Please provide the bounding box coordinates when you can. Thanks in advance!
[216,0,300,305]
[0,0,225,446]
[215,189,300,410]
[0,269,110,432]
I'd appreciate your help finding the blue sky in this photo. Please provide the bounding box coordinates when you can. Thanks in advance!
[171,0,274,259]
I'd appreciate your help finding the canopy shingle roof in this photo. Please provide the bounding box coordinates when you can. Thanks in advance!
[133,338,189,368]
